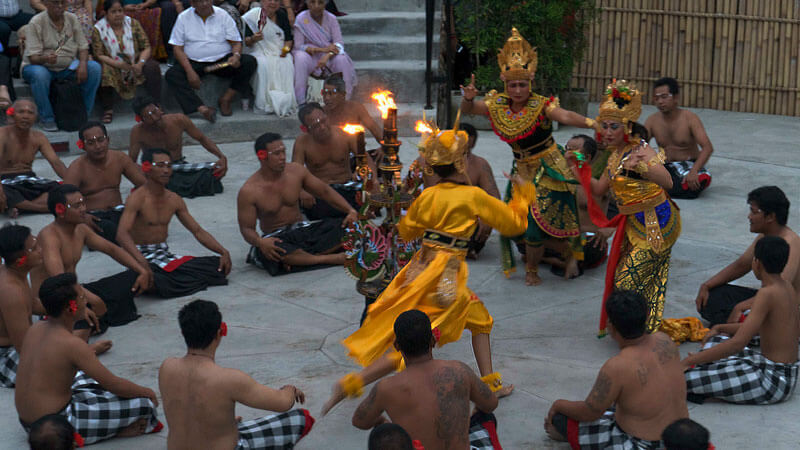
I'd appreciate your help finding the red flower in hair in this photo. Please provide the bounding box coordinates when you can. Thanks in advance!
[73,432,85,447]
[135,115,142,123]
[14,254,27,267]
[432,327,441,342]
[220,321,228,336]
[623,134,630,144]
[257,149,268,161]
[707,444,715,450]
[595,131,603,143]
[68,299,78,314]
[76,139,84,149]
[141,161,152,173]
[5,107,14,116]
[55,203,67,216]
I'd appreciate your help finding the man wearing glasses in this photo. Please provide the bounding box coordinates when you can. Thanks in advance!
[644,77,714,199]
[63,121,146,244]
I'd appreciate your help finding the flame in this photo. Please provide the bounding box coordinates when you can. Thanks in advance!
[371,90,397,119]
[415,121,434,134]
[342,123,365,135]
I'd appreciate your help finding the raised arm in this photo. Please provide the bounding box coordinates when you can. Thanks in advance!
[351,382,388,430]
[230,369,302,412]
[175,197,232,274]
[181,115,227,177]
[546,106,597,130]
[459,74,489,116]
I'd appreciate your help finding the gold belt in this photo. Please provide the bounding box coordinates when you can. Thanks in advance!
[617,191,668,252]
[617,191,667,215]
[512,136,556,160]
[422,230,469,251]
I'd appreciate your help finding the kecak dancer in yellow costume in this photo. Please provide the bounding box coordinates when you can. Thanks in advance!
[321,113,537,414]
[461,28,600,286]
[568,80,681,336]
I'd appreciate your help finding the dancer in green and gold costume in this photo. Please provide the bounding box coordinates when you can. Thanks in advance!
[461,28,600,286]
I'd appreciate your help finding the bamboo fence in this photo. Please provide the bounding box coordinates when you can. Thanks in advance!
[572,0,800,116]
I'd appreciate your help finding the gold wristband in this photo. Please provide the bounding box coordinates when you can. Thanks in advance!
[585,118,596,129]
[340,373,364,398]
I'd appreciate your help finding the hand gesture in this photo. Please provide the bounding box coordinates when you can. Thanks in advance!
[460,74,478,101]
[218,251,232,275]
[213,158,228,178]
[132,269,153,294]
[503,171,524,189]
[258,237,286,262]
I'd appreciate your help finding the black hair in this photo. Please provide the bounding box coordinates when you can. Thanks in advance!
[0,223,31,267]
[605,290,647,340]
[431,163,457,178]
[178,299,222,349]
[131,95,159,116]
[254,132,283,154]
[460,123,477,141]
[47,184,81,217]
[393,309,433,357]
[367,423,414,450]
[570,134,597,160]
[629,121,650,141]
[754,236,790,275]
[28,414,75,450]
[78,120,107,142]
[748,186,790,226]
[323,73,346,92]
[39,273,78,318]
[654,77,680,95]
[141,148,171,164]
[298,102,324,126]
[103,0,124,12]
[662,418,709,450]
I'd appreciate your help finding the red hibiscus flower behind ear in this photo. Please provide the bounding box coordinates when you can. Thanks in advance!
[5,107,14,116]
[76,139,84,149]
[141,161,152,173]
[257,150,268,161]
[432,327,441,343]
[55,203,67,216]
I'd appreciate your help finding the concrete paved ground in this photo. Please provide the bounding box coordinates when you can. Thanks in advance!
[1,104,799,449]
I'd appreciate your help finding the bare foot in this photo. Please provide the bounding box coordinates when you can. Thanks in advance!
[544,420,566,441]
[525,270,541,286]
[564,258,580,280]
[91,340,113,355]
[320,382,345,416]
[7,207,19,219]
[116,419,147,438]
[198,105,217,123]
[495,383,514,398]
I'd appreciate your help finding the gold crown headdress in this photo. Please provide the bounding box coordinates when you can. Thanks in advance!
[415,110,468,170]
[597,79,642,124]
[497,28,537,81]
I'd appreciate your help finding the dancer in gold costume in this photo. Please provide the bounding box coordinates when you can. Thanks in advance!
[461,28,601,286]
[321,115,537,414]
[569,80,681,335]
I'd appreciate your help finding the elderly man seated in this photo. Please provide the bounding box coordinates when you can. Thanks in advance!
[21,0,101,131]
[165,0,257,121]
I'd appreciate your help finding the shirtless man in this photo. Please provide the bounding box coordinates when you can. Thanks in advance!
[415,123,500,258]
[696,186,800,325]
[239,132,357,276]
[0,99,67,217]
[15,273,162,444]
[322,73,382,143]
[32,184,151,338]
[644,77,713,199]
[293,102,372,220]
[129,96,228,198]
[116,148,231,298]
[685,236,800,404]
[63,121,146,244]
[350,310,500,450]
[159,299,314,450]
[545,290,688,448]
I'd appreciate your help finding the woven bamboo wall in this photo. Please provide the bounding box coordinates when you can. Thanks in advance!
[572,0,800,116]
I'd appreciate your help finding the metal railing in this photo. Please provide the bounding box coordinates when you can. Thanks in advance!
[424,0,454,127]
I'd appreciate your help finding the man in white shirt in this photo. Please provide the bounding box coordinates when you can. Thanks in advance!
[165,0,257,122]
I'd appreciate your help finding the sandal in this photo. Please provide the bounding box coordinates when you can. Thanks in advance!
[102,110,113,124]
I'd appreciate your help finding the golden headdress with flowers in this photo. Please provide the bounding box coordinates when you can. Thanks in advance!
[597,79,642,124]
[416,110,468,170]
[497,28,537,81]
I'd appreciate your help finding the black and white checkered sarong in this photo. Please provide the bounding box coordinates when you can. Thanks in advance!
[136,242,190,271]
[0,346,19,388]
[171,160,216,172]
[665,160,710,179]
[573,408,661,449]
[236,408,313,449]
[469,421,495,450]
[685,334,799,404]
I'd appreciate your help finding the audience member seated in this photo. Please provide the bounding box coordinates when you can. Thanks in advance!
[159,299,314,449]
[242,0,296,116]
[684,236,799,405]
[414,123,500,259]
[21,0,101,131]
[368,423,414,450]
[116,148,231,298]
[0,224,44,388]
[293,102,372,220]
[63,121,146,244]
[545,290,689,449]
[238,132,356,276]
[0,99,67,216]
[662,418,712,450]
[696,186,799,326]
[350,310,503,450]
[644,77,713,199]
[91,0,162,124]
[15,273,163,445]
[0,46,14,112]
[27,414,79,450]
[118,0,169,60]
[290,0,344,20]
[322,72,381,143]
[165,0,257,121]
[64,0,92,43]
[32,184,151,336]
[130,96,228,197]
[0,0,33,59]
[291,0,355,105]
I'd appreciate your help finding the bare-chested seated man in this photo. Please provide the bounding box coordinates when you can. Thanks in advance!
[414,123,500,259]
[696,186,800,326]
[644,77,713,199]
[117,148,231,298]
[129,96,228,199]
[15,273,162,445]
[545,290,689,449]
[0,99,67,217]
[32,184,151,338]
[350,310,501,450]
[159,299,314,450]
[63,121,146,244]
[684,236,800,404]
[239,132,357,276]
[293,102,374,220]
[322,73,382,143]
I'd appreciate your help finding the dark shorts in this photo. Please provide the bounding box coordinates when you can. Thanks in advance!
[166,168,223,198]
[1,171,60,210]
[247,218,344,276]
[666,160,711,199]
[74,270,141,334]
[88,207,124,244]
[301,183,359,220]
[150,256,228,298]
[700,284,757,326]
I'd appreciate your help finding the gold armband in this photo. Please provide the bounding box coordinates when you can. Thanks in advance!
[480,372,503,392]
[585,117,596,129]
[340,373,364,398]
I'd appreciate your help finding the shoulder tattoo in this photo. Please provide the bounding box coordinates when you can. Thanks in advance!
[653,335,679,364]
[585,369,612,413]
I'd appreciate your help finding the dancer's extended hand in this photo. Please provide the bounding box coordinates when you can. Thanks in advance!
[321,381,345,416]
[460,74,478,101]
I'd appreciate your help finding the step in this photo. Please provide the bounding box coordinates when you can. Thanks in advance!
[338,11,438,36]
[345,35,433,62]
[335,0,426,13]
[353,60,437,104]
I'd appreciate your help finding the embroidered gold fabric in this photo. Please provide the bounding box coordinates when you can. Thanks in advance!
[484,91,551,141]
[614,240,672,333]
